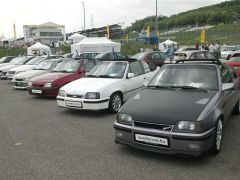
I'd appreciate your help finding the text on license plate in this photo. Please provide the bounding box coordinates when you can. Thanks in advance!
[135,134,168,146]
[66,101,82,108]
[32,89,42,94]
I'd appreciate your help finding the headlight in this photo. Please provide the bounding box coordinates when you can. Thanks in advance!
[117,113,133,126]
[58,90,66,97]
[85,92,100,99]
[28,82,32,87]
[173,121,203,133]
[44,82,52,88]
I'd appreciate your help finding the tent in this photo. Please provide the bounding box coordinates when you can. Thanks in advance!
[71,37,121,53]
[68,33,86,44]
[27,42,52,55]
[159,39,178,51]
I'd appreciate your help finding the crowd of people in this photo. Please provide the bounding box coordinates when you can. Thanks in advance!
[195,41,222,58]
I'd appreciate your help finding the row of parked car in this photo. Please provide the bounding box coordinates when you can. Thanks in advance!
[0,50,240,157]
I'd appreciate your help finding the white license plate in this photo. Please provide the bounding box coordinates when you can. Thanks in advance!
[66,101,82,108]
[32,89,42,94]
[16,82,23,86]
[135,134,168,146]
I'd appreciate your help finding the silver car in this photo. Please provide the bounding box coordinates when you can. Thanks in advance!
[114,59,240,156]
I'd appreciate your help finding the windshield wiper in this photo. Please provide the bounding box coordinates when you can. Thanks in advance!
[169,85,208,92]
[97,75,113,78]
[35,68,46,70]
[147,85,170,89]
[86,75,97,77]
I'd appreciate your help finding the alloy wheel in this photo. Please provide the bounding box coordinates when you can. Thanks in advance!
[216,120,223,151]
[112,94,122,112]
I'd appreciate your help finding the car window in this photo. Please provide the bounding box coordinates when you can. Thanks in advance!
[116,53,127,59]
[151,52,161,60]
[160,52,168,59]
[108,54,114,60]
[205,52,216,59]
[195,53,206,59]
[140,61,151,73]
[128,61,144,77]
[220,64,233,83]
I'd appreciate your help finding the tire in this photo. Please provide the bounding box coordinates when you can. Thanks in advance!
[211,119,223,155]
[233,100,240,115]
[108,93,122,113]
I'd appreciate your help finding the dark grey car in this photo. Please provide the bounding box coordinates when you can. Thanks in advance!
[114,60,240,156]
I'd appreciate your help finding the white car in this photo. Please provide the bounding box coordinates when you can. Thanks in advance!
[221,46,237,60]
[57,60,159,113]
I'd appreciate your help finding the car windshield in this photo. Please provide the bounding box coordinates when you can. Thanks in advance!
[148,65,218,91]
[51,60,80,73]
[94,53,107,59]
[26,56,46,65]
[87,61,127,79]
[34,61,56,70]
[229,57,240,62]
[0,57,8,63]
[10,57,28,65]
[132,52,145,60]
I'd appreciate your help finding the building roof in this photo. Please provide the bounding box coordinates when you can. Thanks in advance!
[24,22,64,28]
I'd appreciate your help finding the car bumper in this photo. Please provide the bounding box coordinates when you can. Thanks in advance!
[12,80,28,89]
[56,96,109,110]
[28,87,60,97]
[114,122,215,156]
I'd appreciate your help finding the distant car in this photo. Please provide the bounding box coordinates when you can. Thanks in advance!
[229,50,240,58]
[6,55,64,80]
[72,52,99,60]
[12,59,64,89]
[226,57,240,77]
[221,46,237,60]
[114,59,240,156]
[27,58,98,97]
[0,56,34,79]
[175,47,196,52]
[94,52,129,61]
[173,50,217,61]
[57,60,159,113]
[132,51,169,67]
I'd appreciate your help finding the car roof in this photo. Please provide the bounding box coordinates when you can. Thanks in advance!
[175,50,207,54]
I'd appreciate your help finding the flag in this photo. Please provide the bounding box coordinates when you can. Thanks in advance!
[125,34,129,43]
[106,25,110,39]
[146,25,150,37]
[200,29,206,43]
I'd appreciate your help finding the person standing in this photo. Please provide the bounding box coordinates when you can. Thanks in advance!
[214,41,221,59]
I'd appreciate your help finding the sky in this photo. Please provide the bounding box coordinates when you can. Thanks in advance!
[0,0,228,39]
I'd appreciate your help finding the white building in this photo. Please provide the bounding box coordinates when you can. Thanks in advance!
[23,22,66,43]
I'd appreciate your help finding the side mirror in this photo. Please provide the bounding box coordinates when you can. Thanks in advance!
[222,83,235,91]
[149,63,157,71]
[127,73,134,79]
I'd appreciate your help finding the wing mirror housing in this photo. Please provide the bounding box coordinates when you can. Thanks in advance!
[222,83,235,91]
[127,73,134,79]
[149,63,157,71]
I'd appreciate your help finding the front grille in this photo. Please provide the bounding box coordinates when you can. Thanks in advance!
[15,78,24,81]
[32,83,44,87]
[67,94,84,99]
[134,121,174,131]
[8,71,15,74]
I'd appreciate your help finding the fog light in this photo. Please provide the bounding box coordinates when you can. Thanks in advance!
[188,143,200,150]
[116,131,123,138]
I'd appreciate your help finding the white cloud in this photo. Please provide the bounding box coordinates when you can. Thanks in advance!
[0,0,227,38]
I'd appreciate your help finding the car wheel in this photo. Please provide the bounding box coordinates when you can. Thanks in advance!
[211,119,223,155]
[233,99,240,115]
[108,93,122,113]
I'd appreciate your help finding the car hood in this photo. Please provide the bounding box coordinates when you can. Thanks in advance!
[30,72,74,83]
[120,89,216,125]
[0,65,18,71]
[9,65,36,72]
[61,77,120,94]
[0,63,10,68]
[14,70,48,79]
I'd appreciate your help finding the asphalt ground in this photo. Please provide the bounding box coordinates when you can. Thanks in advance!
[0,80,240,180]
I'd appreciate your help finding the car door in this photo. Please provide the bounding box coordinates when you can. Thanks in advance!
[149,52,163,66]
[220,64,237,119]
[124,61,145,101]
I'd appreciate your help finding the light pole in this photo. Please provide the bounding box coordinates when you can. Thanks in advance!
[155,0,158,35]
[82,2,86,31]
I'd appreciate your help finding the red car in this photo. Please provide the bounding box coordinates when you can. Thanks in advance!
[226,57,240,77]
[27,58,98,97]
